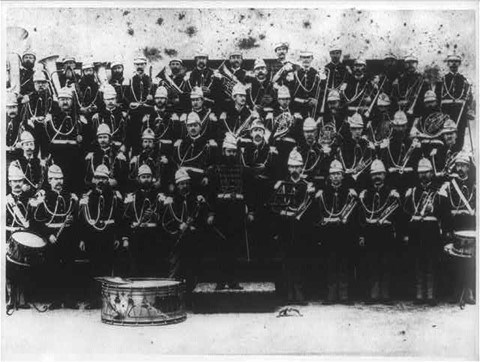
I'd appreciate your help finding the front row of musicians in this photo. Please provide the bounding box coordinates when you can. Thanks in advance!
[6,140,475,309]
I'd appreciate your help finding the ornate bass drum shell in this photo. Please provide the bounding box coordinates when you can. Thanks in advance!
[7,231,47,267]
[99,278,186,326]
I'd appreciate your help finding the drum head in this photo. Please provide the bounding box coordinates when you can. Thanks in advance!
[12,232,46,248]
[125,279,180,288]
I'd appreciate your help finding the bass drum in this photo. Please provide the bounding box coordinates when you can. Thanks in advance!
[7,231,47,267]
[98,278,186,326]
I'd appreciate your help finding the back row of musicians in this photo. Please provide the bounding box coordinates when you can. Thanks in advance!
[6,42,475,309]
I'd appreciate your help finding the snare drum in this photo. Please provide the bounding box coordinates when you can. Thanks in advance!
[7,231,47,267]
[98,278,186,326]
[453,230,476,257]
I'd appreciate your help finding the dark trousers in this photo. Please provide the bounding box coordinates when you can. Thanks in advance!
[364,227,395,300]
[169,231,202,297]
[45,229,79,305]
[130,228,168,278]
[83,229,116,304]
[321,226,354,302]
[215,202,245,285]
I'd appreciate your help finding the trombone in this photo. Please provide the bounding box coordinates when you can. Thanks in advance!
[315,67,330,116]
[406,76,424,115]
[364,75,387,118]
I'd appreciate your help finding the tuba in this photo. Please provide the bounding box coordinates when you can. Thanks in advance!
[39,55,62,101]
[95,62,110,92]
[6,26,30,95]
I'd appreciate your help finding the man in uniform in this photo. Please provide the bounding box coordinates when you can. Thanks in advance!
[20,50,37,96]
[358,159,401,304]
[128,128,169,192]
[297,117,332,188]
[126,56,153,155]
[143,85,183,147]
[403,158,453,305]
[290,51,322,118]
[174,112,217,195]
[440,53,473,149]
[84,123,128,192]
[429,118,462,183]
[208,134,251,290]
[269,149,315,304]
[92,84,128,152]
[181,86,218,142]
[218,83,255,143]
[155,58,187,113]
[245,59,276,118]
[223,51,248,85]
[77,61,100,117]
[382,110,421,193]
[20,70,54,158]
[122,164,164,277]
[78,164,124,308]
[338,113,373,190]
[16,130,44,193]
[323,89,349,138]
[240,120,279,261]
[365,93,393,153]
[270,42,297,87]
[375,52,400,102]
[341,58,373,116]
[6,163,34,310]
[325,43,349,92]
[108,59,129,109]
[266,85,302,177]
[58,56,80,89]
[29,164,79,309]
[162,168,213,298]
[6,92,25,165]
[44,87,86,194]
[444,151,476,304]
[183,52,223,110]
[392,54,424,119]
[312,159,358,304]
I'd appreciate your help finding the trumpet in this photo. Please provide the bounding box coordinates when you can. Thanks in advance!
[340,192,358,223]
[351,158,372,181]
[39,55,62,101]
[407,76,424,115]
[378,195,400,224]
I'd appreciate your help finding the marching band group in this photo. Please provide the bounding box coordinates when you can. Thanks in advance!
[5,40,476,311]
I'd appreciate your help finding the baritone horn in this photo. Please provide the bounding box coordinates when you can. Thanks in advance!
[6,26,30,94]
[39,55,62,101]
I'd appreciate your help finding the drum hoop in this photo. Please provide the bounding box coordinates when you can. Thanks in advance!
[6,254,31,267]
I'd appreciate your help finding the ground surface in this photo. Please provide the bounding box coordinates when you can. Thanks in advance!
[2,302,478,360]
